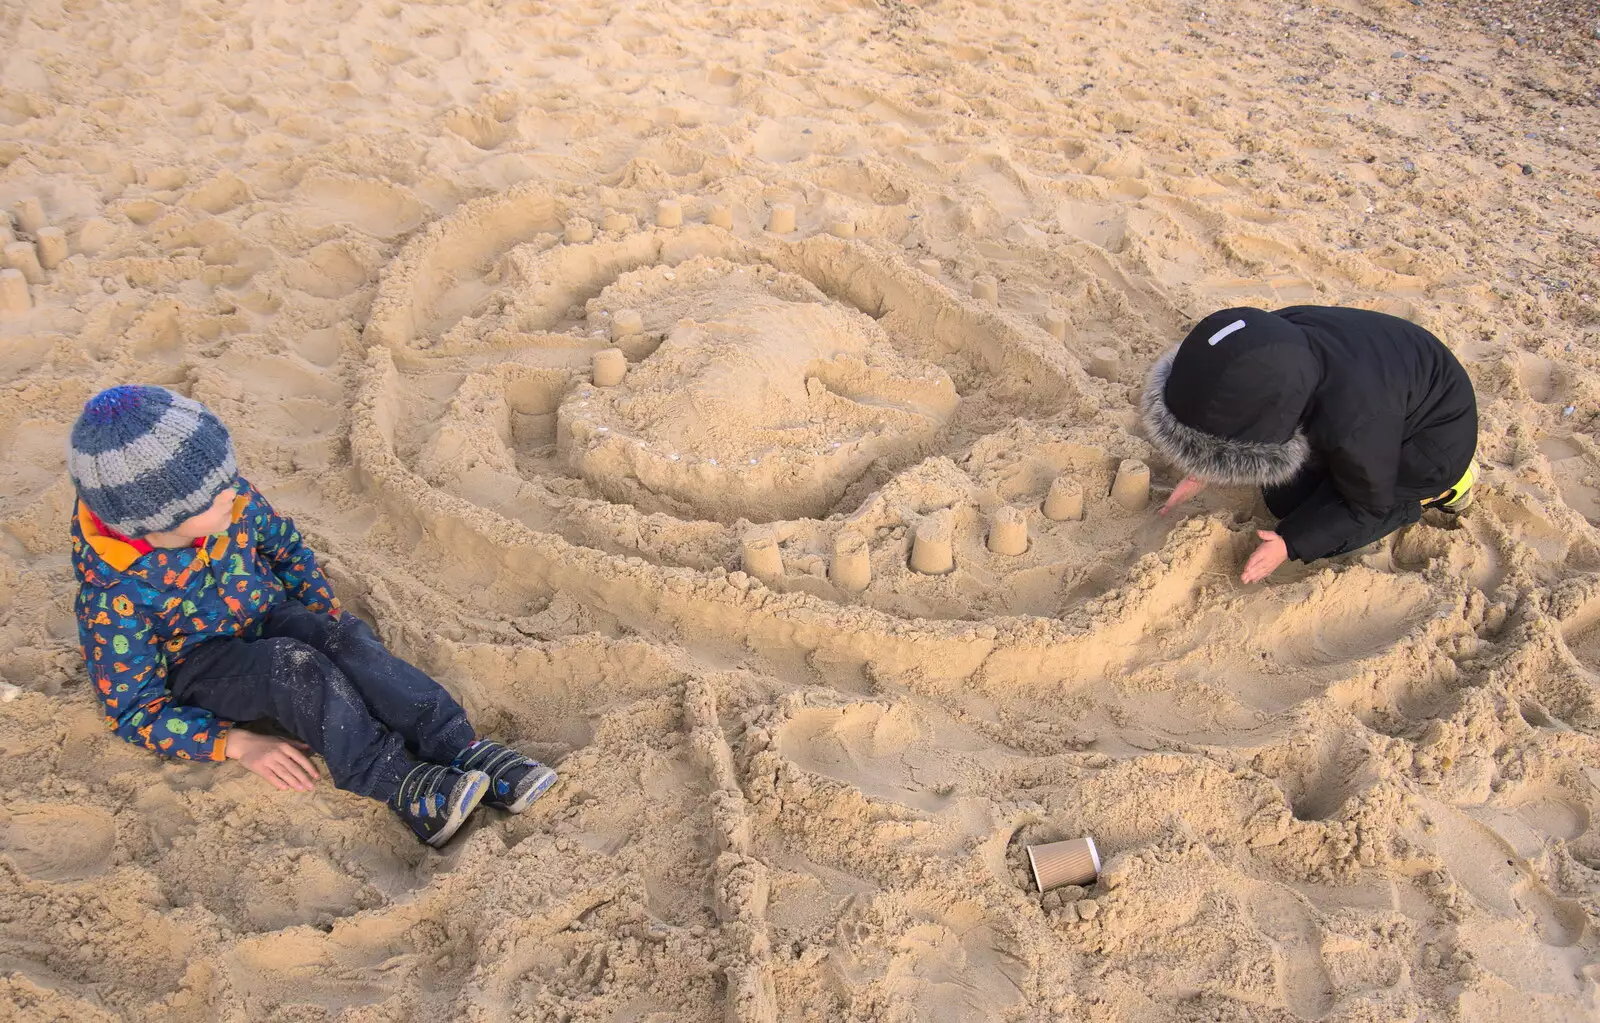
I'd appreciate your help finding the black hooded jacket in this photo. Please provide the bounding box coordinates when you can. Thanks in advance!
[1142,306,1477,562]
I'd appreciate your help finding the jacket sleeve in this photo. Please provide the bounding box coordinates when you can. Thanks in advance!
[246,483,342,617]
[1275,414,1404,562]
[79,584,230,761]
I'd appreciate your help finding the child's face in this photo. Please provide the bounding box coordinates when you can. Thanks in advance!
[162,486,239,540]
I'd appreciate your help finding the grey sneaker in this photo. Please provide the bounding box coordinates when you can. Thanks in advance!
[452,739,559,813]
[391,765,490,847]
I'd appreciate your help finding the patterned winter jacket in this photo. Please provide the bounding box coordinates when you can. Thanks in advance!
[71,477,341,762]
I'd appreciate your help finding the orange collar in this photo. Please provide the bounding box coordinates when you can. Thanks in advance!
[85,507,201,559]
[77,494,250,573]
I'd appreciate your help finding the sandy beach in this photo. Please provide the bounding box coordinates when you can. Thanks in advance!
[2,0,1598,1019]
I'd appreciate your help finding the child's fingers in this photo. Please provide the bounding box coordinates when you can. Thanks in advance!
[260,751,312,790]
[1161,478,1205,516]
[282,744,319,778]
[1241,552,1267,584]
[273,752,317,790]
[259,765,291,791]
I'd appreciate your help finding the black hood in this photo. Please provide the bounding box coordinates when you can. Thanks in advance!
[1141,307,1320,486]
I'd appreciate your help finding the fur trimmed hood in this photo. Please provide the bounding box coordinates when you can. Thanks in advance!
[1140,308,1323,486]
[1142,347,1311,486]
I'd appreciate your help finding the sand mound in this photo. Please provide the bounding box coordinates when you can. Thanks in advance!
[2,0,1599,1021]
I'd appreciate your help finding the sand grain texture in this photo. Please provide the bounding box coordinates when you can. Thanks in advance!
[1,0,1598,1020]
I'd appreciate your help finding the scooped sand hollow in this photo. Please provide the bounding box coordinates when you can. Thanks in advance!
[1,0,1598,1021]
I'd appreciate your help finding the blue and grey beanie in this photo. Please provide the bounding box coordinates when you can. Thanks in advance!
[68,386,237,536]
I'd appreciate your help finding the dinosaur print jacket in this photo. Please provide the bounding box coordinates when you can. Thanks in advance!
[71,477,341,762]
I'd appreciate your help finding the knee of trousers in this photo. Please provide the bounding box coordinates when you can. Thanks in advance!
[266,638,359,707]
[321,609,378,652]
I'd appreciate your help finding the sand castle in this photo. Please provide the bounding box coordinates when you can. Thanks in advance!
[0,268,29,314]
[591,348,628,387]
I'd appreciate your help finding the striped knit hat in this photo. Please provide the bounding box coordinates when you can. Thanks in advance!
[68,386,237,536]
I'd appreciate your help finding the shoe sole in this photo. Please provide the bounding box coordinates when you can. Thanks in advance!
[427,769,491,848]
[500,765,559,814]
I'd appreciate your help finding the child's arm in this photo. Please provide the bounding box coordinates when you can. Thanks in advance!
[243,481,342,617]
[79,584,230,761]
[1275,415,1402,561]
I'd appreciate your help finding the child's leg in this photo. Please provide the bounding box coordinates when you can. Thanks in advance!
[170,633,418,802]
[257,602,476,765]
[1264,471,1416,557]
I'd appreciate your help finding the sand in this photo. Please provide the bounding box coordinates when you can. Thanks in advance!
[1,0,1598,1020]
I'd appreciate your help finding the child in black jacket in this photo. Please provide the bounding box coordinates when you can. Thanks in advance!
[1144,306,1478,583]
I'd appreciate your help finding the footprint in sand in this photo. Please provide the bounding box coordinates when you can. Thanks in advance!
[283,241,371,300]
[1537,434,1600,525]
[1246,886,1336,1018]
[0,804,117,881]
[1469,776,1594,862]
[830,894,1025,1023]
[227,929,397,1016]
[1508,784,1591,843]
[1431,806,1588,950]
[294,173,426,239]
[776,701,961,813]
[1515,351,1566,405]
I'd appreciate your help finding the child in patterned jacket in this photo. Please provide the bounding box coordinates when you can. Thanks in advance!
[68,385,557,847]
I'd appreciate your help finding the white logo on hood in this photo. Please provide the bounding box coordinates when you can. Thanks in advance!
[1207,319,1247,345]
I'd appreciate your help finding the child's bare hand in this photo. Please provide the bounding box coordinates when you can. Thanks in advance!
[1242,530,1289,584]
[225,729,319,792]
[1160,476,1207,516]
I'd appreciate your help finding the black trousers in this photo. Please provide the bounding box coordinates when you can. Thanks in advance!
[170,602,476,802]
[1263,468,1420,559]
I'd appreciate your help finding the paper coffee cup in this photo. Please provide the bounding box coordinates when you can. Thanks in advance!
[1027,836,1100,892]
